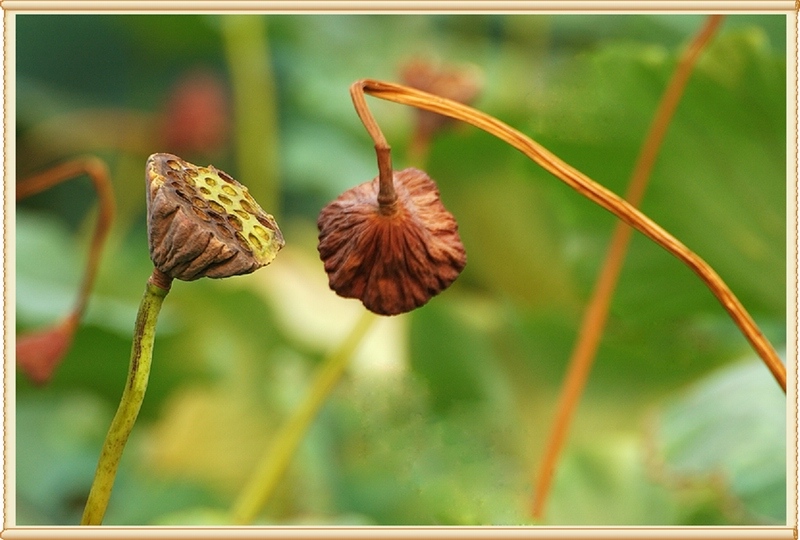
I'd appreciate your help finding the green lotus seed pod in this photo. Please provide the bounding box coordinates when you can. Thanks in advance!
[146,153,284,281]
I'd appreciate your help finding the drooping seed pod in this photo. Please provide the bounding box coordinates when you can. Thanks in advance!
[16,313,80,385]
[146,153,284,281]
[317,167,466,316]
[400,58,483,141]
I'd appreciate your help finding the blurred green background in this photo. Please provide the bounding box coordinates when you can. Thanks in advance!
[14,14,788,526]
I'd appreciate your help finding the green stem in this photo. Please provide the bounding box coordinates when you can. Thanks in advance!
[81,270,171,525]
[231,311,377,524]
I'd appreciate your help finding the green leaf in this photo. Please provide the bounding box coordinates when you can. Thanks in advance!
[16,392,111,524]
[652,358,786,523]
[408,299,514,414]
[16,210,81,326]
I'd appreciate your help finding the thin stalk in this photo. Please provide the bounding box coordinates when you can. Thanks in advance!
[351,79,785,392]
[531,15,726,520]
[220,15,280,217]
[231,311,377,524]
[81,269,172,525]
[351,81,396,210]
[16,157,117,384]
[17,156,116,318]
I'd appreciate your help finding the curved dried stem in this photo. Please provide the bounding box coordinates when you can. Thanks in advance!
[531,15,727,520]
[352,78,785,393]
[16,157,116,383]
[350,81,396,209]
[17,156,116,317]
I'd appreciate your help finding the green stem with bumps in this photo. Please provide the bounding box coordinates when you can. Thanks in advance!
[81,269,172,525]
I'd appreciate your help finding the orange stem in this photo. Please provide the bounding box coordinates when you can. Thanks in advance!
[530,15,726,520]
[17,156,116,318]
[350,81,396,209]
[356,77,783,393]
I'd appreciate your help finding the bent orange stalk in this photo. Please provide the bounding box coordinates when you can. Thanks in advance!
[530,15,727,520]
[351,78,785,393]
[16,156,116,384]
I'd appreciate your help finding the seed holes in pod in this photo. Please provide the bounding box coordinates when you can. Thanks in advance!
[191,206,211,221]
[252,224,271,245]
[215,221,234,239]
[208,200,225,214]
[146,152,284,281]
[236,232,253,253]
[255,215,276,231]
[248,232,263,250]
[240,199,256,214]
[227,214,243,231]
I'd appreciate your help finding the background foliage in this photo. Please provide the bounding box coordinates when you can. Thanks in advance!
[14,13,788,526]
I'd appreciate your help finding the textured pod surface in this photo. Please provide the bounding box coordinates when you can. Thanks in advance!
[146,153,284,281]
[318,167,466,316]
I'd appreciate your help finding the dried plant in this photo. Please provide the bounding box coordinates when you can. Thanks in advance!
[318,167,466,315]
[16,157,115,384]
[81,153,283,525]
[331,78,784,395]
[146,153,283,281]
[317,81,468,316]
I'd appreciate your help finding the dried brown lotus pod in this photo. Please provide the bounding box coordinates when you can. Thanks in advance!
[400,58,483,138]
[17,313,79,385]
[318,167,466,316]
[146,153,284,281]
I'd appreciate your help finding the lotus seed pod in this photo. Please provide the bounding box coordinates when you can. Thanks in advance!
[160,70,230,155]
[317,167,466,316]
[16,314,79,385]
[146,153,284,281]
[400,58,483,138]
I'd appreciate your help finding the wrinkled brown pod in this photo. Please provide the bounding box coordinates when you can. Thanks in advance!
[146,153,284,281]
[318,167,466,316]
